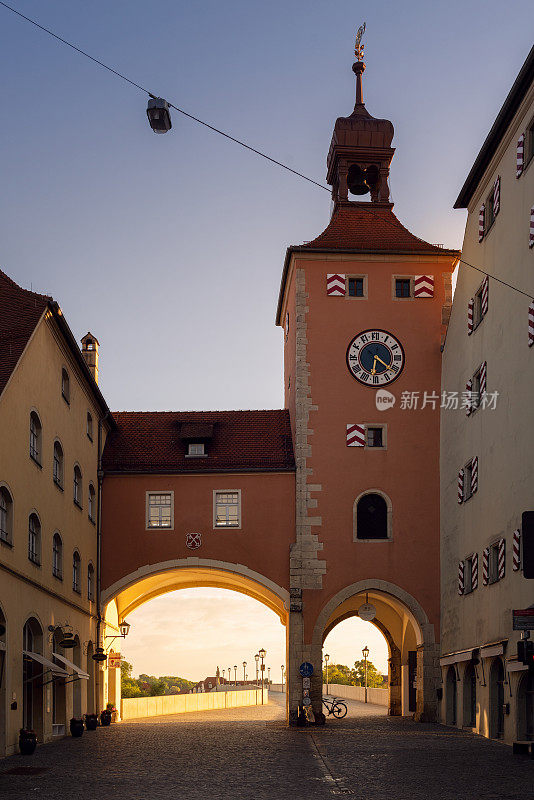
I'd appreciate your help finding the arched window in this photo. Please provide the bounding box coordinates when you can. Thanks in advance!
[87,563,95,601]
[73,465,82,507]
[86,412,93,441]
[52,533,63,579]
[356,492,389,540]
[0,486,13,545]
[28,513,41,565]
[72,551,81,593]
[88,483,96,522]
[61,368,70,403]
[29,411,42,464]
[53,441,64,488]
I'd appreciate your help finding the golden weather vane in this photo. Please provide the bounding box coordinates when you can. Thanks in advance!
[354,22,366,61]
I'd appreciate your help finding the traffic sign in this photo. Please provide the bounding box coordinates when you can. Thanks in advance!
[513,609,534,630]
[302,696,312,706]
[302,677,311,689]
[299,662,314,677]
[303,689,310,698]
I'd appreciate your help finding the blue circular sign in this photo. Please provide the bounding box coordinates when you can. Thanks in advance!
[299,662,314,677]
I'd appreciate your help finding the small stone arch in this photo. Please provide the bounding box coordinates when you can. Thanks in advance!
[489,657,505,739]
[353,489,393,541]
[516,669,534,741]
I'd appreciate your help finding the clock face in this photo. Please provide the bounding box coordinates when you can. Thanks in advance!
[346,329,405,386]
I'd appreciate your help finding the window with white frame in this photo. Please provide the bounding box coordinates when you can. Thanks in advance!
[73,465,83,507]
[464,555,474,594]
[29,411,42,464]
[28,514,41,565]
[72,551,81,593]
[473,285,484,328]
[187,442,205,456]
[0,487,13,545]
[88,483,96,522]
[52,532,63,579]
[463,462,473,501]
[61,368,70,403]
[146,492,173,529]
[87,563,95,601]
[471,369,481,412]
[53,441,64,488]
[214,491,241,528]
[87,412,93,441]
[489,542,501,584]
[366,426,385,448]
[485,190,495,233]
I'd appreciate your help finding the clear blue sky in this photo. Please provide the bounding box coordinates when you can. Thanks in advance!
[2,2,532,679]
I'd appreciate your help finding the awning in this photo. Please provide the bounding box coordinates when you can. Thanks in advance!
[52,652,89,679]
[507,659,528,673]
[23,650,68,677]
[440,649,474,667]
[480,640,507,659]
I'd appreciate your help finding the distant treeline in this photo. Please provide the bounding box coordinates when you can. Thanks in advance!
[323,660,386,688]
[121,660,196,697]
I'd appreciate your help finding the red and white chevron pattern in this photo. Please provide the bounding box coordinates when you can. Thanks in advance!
[471,456,478,495]
[529,302,534,347]
[468,298,474,334]
[498,538,505,579]
[481,275,489,316]
[458,469,464,504]
[414,275,434,298]
[482,548,489,585]
[480,361,487,397]
[478,205,485,242]
[530,207,534,249]
[327,274,346,296]
[517,133,525,178]
[513,529,521,571]
[458,561,464,595]
[465,379,473,416]
[493,176,500,216]
[346,424,365,447]
[471,552,478,590]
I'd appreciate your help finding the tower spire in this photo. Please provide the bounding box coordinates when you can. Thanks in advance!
[353,22,366,109]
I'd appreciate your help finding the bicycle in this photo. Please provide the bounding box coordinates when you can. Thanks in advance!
[322,696,348,718]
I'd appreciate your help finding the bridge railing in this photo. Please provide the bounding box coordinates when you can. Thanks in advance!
[121,688,268,721]
[323,683,388,706]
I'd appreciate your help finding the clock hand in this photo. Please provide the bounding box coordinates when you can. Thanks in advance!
[375,355,392,369]
[370,355,378,375]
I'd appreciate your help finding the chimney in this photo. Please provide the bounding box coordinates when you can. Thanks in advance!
[81,332,99,384]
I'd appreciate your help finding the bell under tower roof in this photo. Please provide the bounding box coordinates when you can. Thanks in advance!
[326,34,395,206]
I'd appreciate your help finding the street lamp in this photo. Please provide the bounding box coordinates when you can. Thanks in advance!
[228,666,232,688]
[281,665,285,691]
[259,648,267,705]
[324,653,330,695]
[255,653,260,687]
[243,661,247,684]
[362,645,370,704]
[234,665,237,687]
[222,669,225,681]
[267,666,271,685]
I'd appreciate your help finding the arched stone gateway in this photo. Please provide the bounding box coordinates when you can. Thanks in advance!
[308,580,438,722]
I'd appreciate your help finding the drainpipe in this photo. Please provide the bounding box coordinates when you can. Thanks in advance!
[95,416,105,713]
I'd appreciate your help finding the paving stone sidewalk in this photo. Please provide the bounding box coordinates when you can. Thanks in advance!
[0,693,532,800]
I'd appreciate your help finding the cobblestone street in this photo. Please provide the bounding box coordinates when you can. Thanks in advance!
[1,693,533,800]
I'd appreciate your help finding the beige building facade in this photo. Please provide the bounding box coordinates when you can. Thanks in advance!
[440,46,534,743]
[0,272,114,756]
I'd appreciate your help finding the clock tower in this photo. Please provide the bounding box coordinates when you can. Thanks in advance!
[277,42,459,724]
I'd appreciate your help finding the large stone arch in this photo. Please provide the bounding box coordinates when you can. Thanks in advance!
[310,579,438,722]
[102,558,290,623]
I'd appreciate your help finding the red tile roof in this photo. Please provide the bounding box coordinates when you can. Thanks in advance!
[102,410,295,473]
[0,270,51,395]
[300,202,457,254]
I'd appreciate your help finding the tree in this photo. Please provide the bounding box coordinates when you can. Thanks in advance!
[121,660,144,698]
[352,659,383,688]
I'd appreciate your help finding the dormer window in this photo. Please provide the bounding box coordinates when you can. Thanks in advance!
[188,443,205,457]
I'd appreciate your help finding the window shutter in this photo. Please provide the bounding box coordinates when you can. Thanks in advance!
[346,424,365,446]
[414,275,434,298]
[468,298,474,334]
[471,552,478,590]
[481,275,489,316]
[498,538,505,579]
[478,205,485,242]
[493,176,500,217]
[457,469,464,504]
[458,560,465,595]
[529,302,534,347]
[465,379,473,416]
[480,361,487,398]
[482,548,489,585]
[517,133,525,178]
[471,456,478,494]
[327,274,346,296]
[513,529,521,571]
[530,207,534,249]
